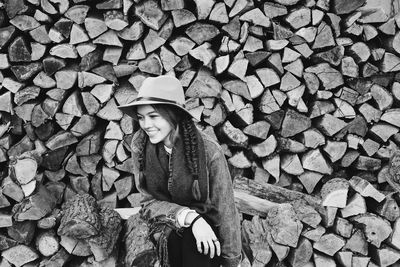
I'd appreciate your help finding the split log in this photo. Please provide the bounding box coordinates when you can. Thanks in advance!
[277,137,306,153]
[333,217,353,238]
[280,109,311,137]
[265,230,289,262]
[350,213,392,247]
[371,245,400,267]
[349,176,385,202]
[259,89,280,115]
[301,149,333,174]
[285,7,310,30]
[387,218,400,251]
[301,226,326,242]
[305,63,343,90]
[38,248,70,267]
[315,114,347,136]
[313,252,336,267]
[335,252,352,267]
[312,21,335,50]
[60,235,91,256]
[287,237,312,267]
[13,186,57,221]
[369,123,398,143]
[320,178,349,208]
[297,171,323,194]
[251,135,277,158]
[292,199,321,228]
[340,193,367,218]
[256,68,280,88]
[9,157,38,185]
[262,154,280,181]
[323,140,347,163]
[114,176,133,200]
[281,154,303,175]
[332,0,366,14]
[301,128,325,149]
[2,244,39,267]
[309,101,334,119]
[228,152,251,169]
[313,233,345,256]
[266,203,303,248]
[354,156,382,171]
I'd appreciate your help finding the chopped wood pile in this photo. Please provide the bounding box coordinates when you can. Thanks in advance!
[2,0,400,266]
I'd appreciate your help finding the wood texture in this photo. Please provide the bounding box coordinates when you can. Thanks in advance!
[1,0,400,265]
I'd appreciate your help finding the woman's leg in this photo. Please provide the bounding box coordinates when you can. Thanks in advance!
[168,228,220,267]
[168,230,183,267]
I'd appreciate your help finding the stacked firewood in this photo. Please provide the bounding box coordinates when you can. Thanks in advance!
[1,0,400,265]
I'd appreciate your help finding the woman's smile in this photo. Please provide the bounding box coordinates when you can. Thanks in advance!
[145,129,158,135]
[145,129,162,140]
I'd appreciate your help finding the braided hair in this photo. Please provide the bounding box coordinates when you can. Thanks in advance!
[137,104,199,180]
[180,115,199,181]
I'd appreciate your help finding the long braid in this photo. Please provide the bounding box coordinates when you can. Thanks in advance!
[137,132,148,173]
[180,117,199,180]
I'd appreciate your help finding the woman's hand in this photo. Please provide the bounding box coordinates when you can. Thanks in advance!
[191,217,221,259]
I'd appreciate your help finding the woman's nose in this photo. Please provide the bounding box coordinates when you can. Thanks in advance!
[142,117,152,128]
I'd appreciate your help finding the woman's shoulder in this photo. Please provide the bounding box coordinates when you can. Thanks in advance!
[199,131,224,159]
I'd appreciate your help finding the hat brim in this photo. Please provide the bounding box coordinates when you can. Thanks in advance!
[118,100,195,120]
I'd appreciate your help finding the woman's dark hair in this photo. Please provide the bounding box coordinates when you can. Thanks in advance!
[139,104,200,180]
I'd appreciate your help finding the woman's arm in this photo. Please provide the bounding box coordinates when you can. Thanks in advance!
[207,146,242,267]
[139,194,185,226]
[135,172,187,227]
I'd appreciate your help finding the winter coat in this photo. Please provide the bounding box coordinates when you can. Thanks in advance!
[129,130,242,267]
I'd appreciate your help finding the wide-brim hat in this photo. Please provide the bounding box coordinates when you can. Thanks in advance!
[117,75,193,119]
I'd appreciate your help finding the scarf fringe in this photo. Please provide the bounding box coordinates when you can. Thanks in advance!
[148,219,180,267]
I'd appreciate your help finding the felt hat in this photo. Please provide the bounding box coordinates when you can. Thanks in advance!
[118,75,192,119]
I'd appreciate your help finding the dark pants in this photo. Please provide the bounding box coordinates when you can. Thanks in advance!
[168,228,221,267]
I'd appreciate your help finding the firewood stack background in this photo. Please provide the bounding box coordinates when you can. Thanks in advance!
[2,0,400,265]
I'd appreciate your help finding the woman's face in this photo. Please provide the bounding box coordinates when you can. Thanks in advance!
[136,105,174,147]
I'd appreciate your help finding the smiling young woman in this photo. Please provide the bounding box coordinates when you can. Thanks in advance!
[118,75,242,267]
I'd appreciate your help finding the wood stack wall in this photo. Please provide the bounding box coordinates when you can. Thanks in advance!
[1,0,400,266]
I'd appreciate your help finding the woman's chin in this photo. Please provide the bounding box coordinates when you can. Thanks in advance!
[148,137,162,144]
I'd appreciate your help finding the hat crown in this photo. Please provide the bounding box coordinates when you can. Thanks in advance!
[138,76,185,105]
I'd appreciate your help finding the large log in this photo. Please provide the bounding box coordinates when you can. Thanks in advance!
[234,176,325,216]
[57,194,100,239]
